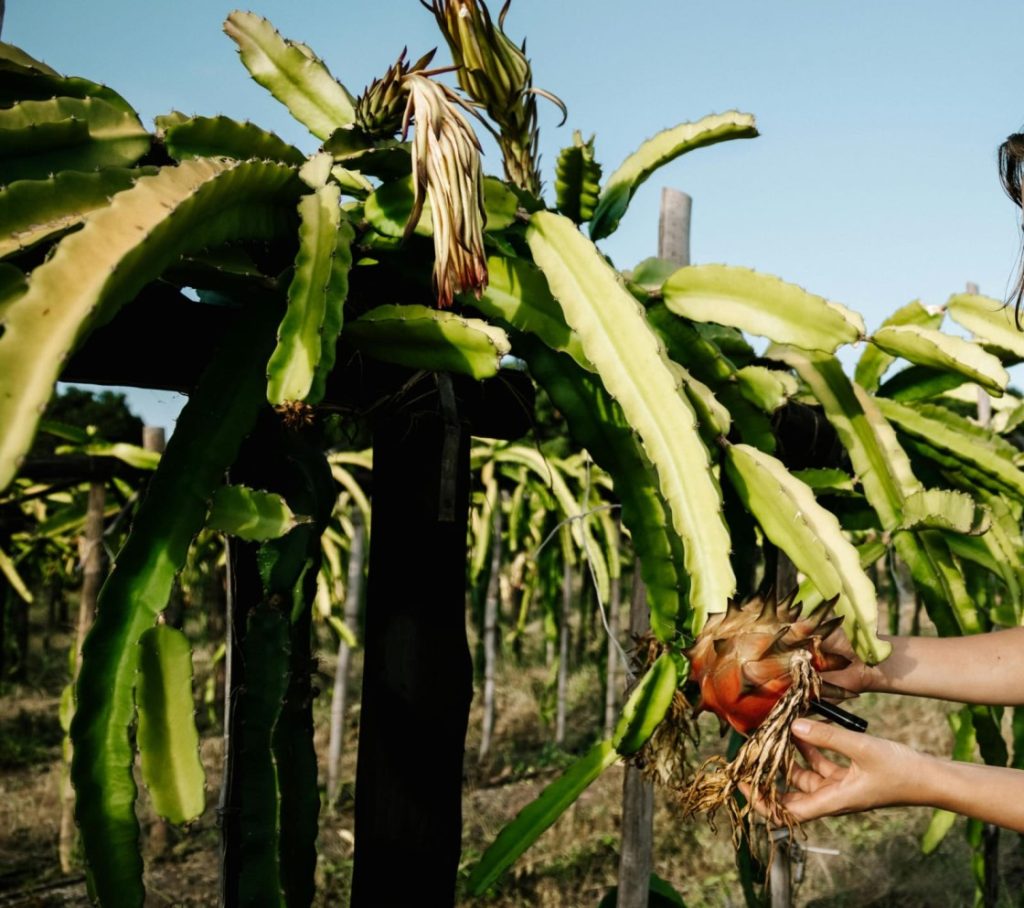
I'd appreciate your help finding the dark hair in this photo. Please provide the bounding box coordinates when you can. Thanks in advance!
[999,133,1024,324]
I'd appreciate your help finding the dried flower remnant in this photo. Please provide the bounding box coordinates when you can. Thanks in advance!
[634,687,697,791]
[276,400,316,430]
[402,73,488,308]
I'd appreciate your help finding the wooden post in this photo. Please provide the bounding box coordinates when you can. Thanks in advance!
[479,497,503,761]
[658,188,692,266]
[350,382,472,907]
[142,426,166,454]
[618,188,692,908]
[11,564,28,681]
[555,549,572,747]
[75,482,108,716]
[326,509,365,804]
[769,828,792,907]
[618,573,654,908]
[44,569,61,651]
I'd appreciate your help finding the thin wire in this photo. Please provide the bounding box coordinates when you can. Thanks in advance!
[531,502,618,557]
[529,456,634,680]
[579,456,636,681]
[103,491,139,538]
[75,537,103,574]
[89,490,140,566]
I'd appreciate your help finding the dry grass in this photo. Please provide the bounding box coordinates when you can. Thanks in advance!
[2,624,1023,907]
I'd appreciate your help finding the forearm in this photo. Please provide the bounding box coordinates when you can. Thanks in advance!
[865,628,1024,705]
[910,755,1024,833]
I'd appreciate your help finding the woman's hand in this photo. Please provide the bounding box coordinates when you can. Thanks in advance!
[744,718,1024,833]
[818,626,1024,705]
[818,624,879,696]
[774,719,929,820]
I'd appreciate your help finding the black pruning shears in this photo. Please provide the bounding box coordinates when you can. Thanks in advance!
[809,699,868,733]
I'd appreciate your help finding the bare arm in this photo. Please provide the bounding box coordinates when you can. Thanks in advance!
[824,627,1024,706]
[756,720,1024,834]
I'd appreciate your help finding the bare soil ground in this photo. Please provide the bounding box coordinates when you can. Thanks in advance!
[2,631,1023,907]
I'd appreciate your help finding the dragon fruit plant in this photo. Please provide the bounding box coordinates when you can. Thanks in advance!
[2,0,1023,903]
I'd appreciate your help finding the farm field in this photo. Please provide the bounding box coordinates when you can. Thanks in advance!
[2,607,1021,908]
[3,2,1024,905]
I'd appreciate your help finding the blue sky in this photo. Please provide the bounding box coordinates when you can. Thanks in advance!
[8,1,1023,431]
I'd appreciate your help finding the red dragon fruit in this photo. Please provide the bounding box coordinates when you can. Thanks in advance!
[685,591,852,736]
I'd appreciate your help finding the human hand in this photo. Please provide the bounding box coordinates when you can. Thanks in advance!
[817,622,878,696]
[744,719,931,822]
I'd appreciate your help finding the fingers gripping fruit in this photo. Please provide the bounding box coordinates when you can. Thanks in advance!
[685,592,852,735]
